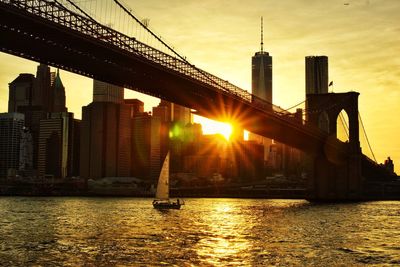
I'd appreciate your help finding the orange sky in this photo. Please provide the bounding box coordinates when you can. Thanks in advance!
[0,0,399,172]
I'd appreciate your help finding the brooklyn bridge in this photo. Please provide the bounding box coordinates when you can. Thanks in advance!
[0,0,395,200]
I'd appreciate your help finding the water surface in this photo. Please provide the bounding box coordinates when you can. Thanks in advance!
[0,197,399,266]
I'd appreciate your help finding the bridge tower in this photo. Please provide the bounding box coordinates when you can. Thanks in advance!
[306,92,362,200]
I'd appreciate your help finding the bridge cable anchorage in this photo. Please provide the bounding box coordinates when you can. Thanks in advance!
[358,112,377,163]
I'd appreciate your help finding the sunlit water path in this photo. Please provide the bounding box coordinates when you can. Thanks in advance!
[0,197,399,266]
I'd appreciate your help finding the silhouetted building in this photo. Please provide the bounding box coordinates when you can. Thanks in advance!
[152,104,170,123]
[125,99,144,114]
[8,64,68,173]
[169,123,204,174]
[182,134,227,179]
[80,101,132,179]
[250,17,271,159]
[8,73,35,113]
[384,157,394,174]
[51,69,67,112]
[33,64,52,110]
[132,113,161,182]
[38,112,78,178]
[0,113,24,178]
[93,79,124,103]
[152,100,193,169]
[305,56,329,95]
[234,141,264,182]
[252,17,272,105]
[156,100,192,125]
[72,119,80,177]
[19,127,33,175]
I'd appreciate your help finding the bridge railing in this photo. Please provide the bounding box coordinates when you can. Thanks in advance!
[3,0,315,129]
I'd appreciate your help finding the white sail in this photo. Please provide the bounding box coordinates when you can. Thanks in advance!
[155,152,169,200]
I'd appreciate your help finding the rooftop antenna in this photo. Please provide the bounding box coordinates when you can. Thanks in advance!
[261,16,264,52]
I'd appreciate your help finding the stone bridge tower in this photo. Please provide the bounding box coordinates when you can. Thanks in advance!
[306,92,362,200]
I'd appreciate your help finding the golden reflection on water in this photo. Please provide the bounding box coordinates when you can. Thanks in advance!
[1,198,400,266]
[195,200,252,266]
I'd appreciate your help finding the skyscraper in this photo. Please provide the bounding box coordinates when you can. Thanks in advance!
[8,64,68,173]
[155,100,192,125]
[38,112,77,178]
[252,17,272,105]
[80,80,137,179]
[250,17,271,161]
[80,101,132,179]
[33,64,52,110]
[8,73,35,112]
[0,113,25,177]
[132,113,161,182]
[305,56,329,95]
[51,69,67,113]
[93,80,124,103]
[19,127,33,175]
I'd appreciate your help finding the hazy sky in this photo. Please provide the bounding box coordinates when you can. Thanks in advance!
[0,0,399,172]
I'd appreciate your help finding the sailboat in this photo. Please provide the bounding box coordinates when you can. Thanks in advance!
[152,152,184,209]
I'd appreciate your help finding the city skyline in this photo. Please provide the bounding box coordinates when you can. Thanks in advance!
[0,0,399,172]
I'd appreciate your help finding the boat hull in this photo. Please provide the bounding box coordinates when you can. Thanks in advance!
[153,200,182,210]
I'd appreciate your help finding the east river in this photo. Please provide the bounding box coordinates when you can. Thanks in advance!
[0,197,399,266]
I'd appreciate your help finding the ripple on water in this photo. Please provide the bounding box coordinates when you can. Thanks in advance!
[0,198,399,266]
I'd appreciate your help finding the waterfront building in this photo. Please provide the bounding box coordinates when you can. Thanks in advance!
[81,81,136,179]
[80,101,132,179]
[8,64,68,172]
[305,56,329,95]
[132,113,161,182]
[182,134,226,180]
[19,127,33,175]
[234,140,264,182]
[0,113,25,178]
[38,112,77,178]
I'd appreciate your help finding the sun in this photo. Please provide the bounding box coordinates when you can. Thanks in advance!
[194,116,233,141]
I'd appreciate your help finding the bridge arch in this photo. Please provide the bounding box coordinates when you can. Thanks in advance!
[336,109,349,142]
[306,92,360,153]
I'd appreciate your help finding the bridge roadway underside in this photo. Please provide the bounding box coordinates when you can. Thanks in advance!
[0,4,331,156]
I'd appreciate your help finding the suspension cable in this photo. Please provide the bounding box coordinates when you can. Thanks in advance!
[338,112,349,139]
[282,99,306,111]
[59,0,96,21]
[339,112,349,134]
[111,0,248,94]
[113,0,188,63]
[359,112,377,162]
